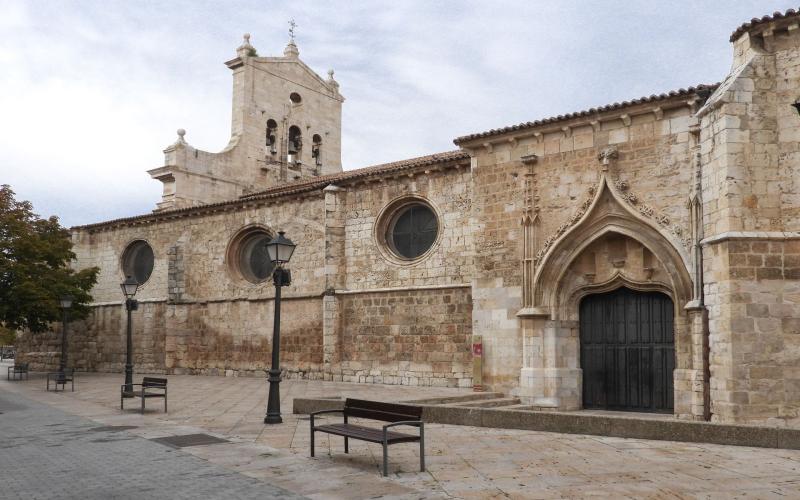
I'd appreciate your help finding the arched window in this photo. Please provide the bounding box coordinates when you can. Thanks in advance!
[266,119,277,154]
[288,125,302,156]
[312,134,322,166]
[289,92,302,104]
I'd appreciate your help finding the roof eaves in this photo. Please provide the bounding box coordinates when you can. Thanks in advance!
[729,8,800,42]
[452,84,718,146]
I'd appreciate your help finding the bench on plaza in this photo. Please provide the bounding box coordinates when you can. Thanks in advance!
[46,369,75,392]
[121,377,168,414]
[310,398,424,476]
[7,362,29,381]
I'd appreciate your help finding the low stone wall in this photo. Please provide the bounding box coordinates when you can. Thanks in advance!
[17,297,324,379]
[338,287,473,387]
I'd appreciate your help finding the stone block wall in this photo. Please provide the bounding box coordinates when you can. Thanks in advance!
[17,302,167,375]
[164,297,322,377]
[338,287,472,387]
[340,165,473,290]
[705,238,800,427]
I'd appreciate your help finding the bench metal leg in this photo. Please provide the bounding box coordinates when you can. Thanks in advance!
[344,436,349,454]
[141,394,145,414]
[420,424,425,472]
[382,441,388,477]
[310,428,315,457]
[121,391,124,410]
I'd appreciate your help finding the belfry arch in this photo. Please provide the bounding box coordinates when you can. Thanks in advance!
[517,175,708,419]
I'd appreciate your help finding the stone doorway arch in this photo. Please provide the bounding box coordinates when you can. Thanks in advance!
[516,175,707,419]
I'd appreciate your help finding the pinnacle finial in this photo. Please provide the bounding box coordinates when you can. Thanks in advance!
[288,19,297,43]
[177,129,186,142]
[237,32,256,57]
[327,69,334,79]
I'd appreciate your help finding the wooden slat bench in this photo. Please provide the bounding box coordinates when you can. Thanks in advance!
[121,377,167,414]
[310,398,424,476]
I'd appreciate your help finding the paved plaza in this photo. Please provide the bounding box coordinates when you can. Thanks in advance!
[2,362,800,499]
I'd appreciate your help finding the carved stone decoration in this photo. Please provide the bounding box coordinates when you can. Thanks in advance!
[521,154,539,307]
[534,186,595,264]
[611,176,691,249]
[597,146,619,171]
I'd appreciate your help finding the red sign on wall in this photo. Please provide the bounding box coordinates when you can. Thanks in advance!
[472,342,483,357]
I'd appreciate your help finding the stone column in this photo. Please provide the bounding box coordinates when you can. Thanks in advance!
[517,309,582,410]
[322,185,345,381]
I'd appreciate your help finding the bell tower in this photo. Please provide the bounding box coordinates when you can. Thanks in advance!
[148,26,344,212]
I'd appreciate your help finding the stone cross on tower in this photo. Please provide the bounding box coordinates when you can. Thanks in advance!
[288,19,298,43]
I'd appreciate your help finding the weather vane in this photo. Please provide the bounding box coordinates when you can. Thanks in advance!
[288,19,297,43]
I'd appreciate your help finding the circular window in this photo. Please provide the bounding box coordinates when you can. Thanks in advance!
[121,240,154,284]
[229,229,275,283]
[289,92,302,104]
[385,202,439,259]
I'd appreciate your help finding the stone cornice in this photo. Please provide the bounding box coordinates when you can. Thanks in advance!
[701,231,800,246]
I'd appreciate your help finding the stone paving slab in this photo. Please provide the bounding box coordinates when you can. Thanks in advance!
[0,391,302,500]
[3,365,800,499]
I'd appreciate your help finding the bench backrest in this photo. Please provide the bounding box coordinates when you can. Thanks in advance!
[142,377,167,387]
[14,362,28,371]
[344,398,422,422]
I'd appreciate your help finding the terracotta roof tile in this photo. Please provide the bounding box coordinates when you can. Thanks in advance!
[240,150,469,200]
[453,84,718,145]
[74,150,470,231]
[730,8,800,42]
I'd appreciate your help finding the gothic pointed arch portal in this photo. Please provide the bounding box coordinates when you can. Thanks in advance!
[517,174,707,419]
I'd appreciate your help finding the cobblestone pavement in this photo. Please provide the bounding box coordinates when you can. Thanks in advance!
[3,363,800,499]
[0,391,303,500]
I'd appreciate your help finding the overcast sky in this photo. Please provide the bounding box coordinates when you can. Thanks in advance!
[0,0,796,228]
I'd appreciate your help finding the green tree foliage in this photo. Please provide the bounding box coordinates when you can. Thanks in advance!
[0,185,99,332]
[0,325,15,345]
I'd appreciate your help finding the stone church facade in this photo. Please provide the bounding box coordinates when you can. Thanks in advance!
[18,9,800,427]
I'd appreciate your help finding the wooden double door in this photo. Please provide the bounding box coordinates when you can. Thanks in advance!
[579,287,675,413]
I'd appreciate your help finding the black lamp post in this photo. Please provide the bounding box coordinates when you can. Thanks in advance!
[58,295,73,381]
[264,231,296,424]
[120,276,140,395]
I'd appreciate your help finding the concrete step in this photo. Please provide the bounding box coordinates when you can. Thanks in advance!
[404,392,505,405]
[449,397,521,408]
[499,404,557,412]
[294,397,800,451]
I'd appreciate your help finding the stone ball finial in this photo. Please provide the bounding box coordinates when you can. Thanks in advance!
[283,41,299,58]
[243,33,251,44]
[177,129,186,142]
[327,69,335,79]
